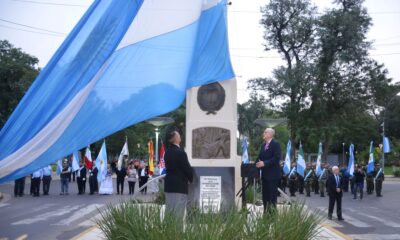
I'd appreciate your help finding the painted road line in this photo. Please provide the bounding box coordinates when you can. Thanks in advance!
[0,203,10,208]
[11,205,82,225]
[348,234,400,240]
[52,204,104,226]
[346,208,400,228]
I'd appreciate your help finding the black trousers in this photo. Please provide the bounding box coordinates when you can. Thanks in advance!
[139,177,148,193]
[14,178,25,196]
[117,178,125,194]
[31,178,41,196]
[262,179,279,212]
[328,193,342,218]
[42,176,51,195]
[128,181,136,194]
[77,178,86,194]
[89,176,96,194]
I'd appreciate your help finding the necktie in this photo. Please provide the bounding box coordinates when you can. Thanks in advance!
[335,175,339,187]
[264,142,270,151]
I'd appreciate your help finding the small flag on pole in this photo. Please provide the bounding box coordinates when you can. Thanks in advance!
[316,142,323,176]
[56,159,63,175]
[84,146,93,170]
[383,137,391,153]
[117,137,129,171]
[347,144,355,177]
[297,143,306,177]
[71,151,80,172]
[159,143,166,175]
[242,138,249,164]
[148,140,154,176]
[367,141,375,174]
[283,140,291,175]
[95,141,107,182]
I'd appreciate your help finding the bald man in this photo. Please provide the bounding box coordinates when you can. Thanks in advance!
[256,128,282,213]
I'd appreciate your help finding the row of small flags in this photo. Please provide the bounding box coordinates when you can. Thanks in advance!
[56,139,167,181]
[242,136,392,177]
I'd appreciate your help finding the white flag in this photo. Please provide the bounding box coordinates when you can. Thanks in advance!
[117,139,129,171]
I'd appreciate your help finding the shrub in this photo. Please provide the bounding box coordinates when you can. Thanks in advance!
[392,166,400,177]
[97,200,322,240]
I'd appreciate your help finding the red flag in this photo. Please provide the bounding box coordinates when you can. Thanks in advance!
[84,146,93,169]
[159,143,166,175]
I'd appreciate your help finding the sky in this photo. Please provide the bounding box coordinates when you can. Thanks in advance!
[0,0,399,103]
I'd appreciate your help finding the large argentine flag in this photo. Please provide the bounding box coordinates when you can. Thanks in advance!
[0,0,234,183]
[347,144,355,177]
[297,143,306,177]
[316,142,323,176]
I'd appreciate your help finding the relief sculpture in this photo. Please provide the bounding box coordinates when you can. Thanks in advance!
[192,127,230,159]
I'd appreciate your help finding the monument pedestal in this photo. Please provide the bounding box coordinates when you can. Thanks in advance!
[185,79,241,211]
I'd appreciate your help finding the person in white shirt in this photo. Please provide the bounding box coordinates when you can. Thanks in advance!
[42,165,52,195]
[31,169,43,197]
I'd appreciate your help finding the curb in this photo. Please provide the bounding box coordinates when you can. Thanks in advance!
[71,226,98,240]
[321,223,353,240]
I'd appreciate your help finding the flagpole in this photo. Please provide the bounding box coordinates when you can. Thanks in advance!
[155,127,159,165]
[382,123,385,173]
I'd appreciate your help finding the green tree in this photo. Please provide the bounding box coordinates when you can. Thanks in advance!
[249,0,316,159]
[0,40,39,128]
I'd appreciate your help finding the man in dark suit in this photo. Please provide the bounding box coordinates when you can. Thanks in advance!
[327,166,344,221]
[256,128,282,213]
[77,162,87,194]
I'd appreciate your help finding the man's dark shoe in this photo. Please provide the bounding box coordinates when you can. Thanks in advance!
[328,215,332,220]
[338,217,344,221]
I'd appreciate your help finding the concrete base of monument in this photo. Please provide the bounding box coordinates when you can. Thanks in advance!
[187,166,236,212]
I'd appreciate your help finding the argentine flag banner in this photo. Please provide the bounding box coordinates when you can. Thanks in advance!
[297,143,306,177]
[367,141,375,174]
[283,140,291,175]
[316,142,323,176]
[347,144,355,177]
[0,0,234,183]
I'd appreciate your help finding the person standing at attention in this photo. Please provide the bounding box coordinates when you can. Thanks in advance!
[255,128,282,213]
[164,128,193,220]
[327,166,344,221]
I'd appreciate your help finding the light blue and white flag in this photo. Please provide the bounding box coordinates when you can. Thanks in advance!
[383,137,391,153]
[0,0,234,183]
[95,141,108,182]
[367,141,375,174]
[71,151,80,172]
[242,138,249,164]
[283,140,291,175]
[297,143,306,177]
[316,142,323,176]
[56,159,63,176]
[347,144,355,177]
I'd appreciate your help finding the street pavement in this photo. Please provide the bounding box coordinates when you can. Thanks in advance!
[0,178,155,240]
[295,179,400,240]
[1,178,399,240]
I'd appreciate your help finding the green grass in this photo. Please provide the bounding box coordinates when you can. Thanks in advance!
[97,200,322,240]
[384,166,393,175]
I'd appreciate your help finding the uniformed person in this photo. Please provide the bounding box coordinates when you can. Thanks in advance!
[280,163,288,194]
[77,162,87,195]
[312,165,319,194]
[89,165,98,195]
[288,163,298,197]
[366,169,375,194]
[304,164,314,197]
[374,164,384,197]
[318,164,328,197]
[297,169,305,195]
[14,176,25,197]
[31,169,43,197]
[42,165,52,195]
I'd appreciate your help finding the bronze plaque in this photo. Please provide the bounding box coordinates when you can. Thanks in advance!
[192,127,230,159]
[197,82,225,115]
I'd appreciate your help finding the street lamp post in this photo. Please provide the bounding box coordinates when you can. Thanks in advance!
[146,117,174,164]
[342,142,345,166]
[381,92,400,173]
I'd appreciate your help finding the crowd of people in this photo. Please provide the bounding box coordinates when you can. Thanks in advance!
[279,162,385,199]
[13,156,160,197]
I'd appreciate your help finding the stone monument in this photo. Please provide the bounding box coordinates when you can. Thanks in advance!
[186,79,241,211]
